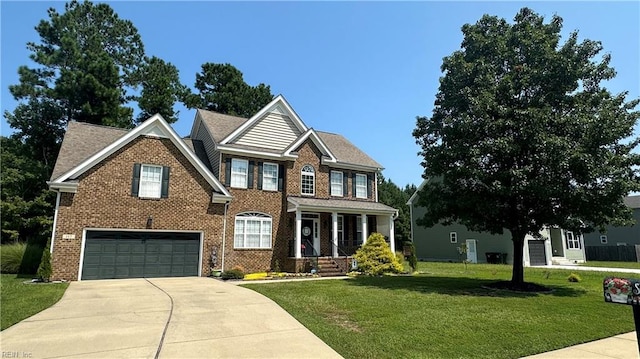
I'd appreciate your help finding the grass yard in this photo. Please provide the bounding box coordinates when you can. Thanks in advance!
[244,262,635,359]
[582,261,640,270]
[1,274,69,330]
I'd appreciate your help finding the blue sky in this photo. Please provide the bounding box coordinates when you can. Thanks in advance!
[1,1,639,187]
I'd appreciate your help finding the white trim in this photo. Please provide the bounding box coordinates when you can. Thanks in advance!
[355,173,367,199]
[295,210,302,258]
[50,114,231,199]
[230,158,249,189]
[407,178,428,206]
[221,95,308,144]
[321,158,381,172]
[301,165,316,196]
[139,164,163,198]
[600,235,608,244]
[47,181,78,193]
[78,228,204,281]
[233,212,273,249]
[283,128,337,163]
[217,145,296,160]
[287,203,396,216]
[375,172,379,202]
[450,232,458,243]
[50,191,61,253]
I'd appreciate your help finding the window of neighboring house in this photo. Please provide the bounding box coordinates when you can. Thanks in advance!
[450,232,458,243]
[262,162,278,191]
[331,171,343,196]
[231,159,248,188]
[139,165,162,198]
[600,235,608,244]
[301,165,315,196]
[566,231,581,249]
[234,212,272,249]
[338,215,344,246]
[355,174,367,198]
[356,216,363,245]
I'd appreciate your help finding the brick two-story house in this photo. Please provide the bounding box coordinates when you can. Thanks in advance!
[47,95,398,281]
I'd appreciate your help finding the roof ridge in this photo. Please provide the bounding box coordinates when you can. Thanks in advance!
[69,121,131,132]
[197,108,248,121]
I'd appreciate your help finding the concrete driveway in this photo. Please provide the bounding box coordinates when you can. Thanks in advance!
[0,277,342,359]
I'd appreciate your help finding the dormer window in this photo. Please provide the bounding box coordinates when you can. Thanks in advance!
[301,165,315,196]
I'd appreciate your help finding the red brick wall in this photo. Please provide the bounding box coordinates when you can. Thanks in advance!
[52,136,225,281]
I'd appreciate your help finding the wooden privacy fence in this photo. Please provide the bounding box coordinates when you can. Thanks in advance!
[586,245,640,262]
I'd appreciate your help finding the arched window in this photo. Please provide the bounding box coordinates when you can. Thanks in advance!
[234,212,272,249]
[301,165,315,196]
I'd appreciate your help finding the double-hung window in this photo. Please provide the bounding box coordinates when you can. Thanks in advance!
[139,165,162,198]
[234,212,272,248]
[331,171,343,196]
[301,165,315,196]
[450,232,458,244]
[566,231,581,249]
[600,235,608,244]
[262,163,278,191]
[355,174,367,198]
[231,159,248,188]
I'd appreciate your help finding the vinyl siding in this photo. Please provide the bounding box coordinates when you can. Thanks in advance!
[193,117,221,177]
[234,113,302,150]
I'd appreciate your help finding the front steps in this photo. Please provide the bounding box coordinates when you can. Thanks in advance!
[316,257,346,277]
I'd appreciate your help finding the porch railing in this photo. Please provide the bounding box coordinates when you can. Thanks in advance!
[331,241,352,273]
[288,239,319,273]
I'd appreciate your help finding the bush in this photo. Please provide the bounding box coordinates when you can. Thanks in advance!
[407,243,418,272]
[221,268,245,280]
[567,273,582,283]
[354,233,403,276]
[37,247,52,282]
[20,243,45,274]
[0,242,26,273]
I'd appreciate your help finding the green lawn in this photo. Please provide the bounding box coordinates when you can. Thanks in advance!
[244,262,635,359]
[1,274,69,330]
[582,261,640,270]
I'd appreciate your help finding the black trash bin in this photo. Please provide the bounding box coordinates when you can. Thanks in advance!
[485,252,499,264]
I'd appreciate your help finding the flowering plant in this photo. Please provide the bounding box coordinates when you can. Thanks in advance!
[604,277,631,295]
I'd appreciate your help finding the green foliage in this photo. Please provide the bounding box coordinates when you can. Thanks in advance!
[395,251,406,271]
[377,175,416,243]
[134,56,187,124]
[37,247,52,282]
[407,244,418,272]
[221,268,245,280]
[183,63,273,117]
[354,233,403,275]
[20,242,45,275]
[0,137,54,245]
[0,243,26,274]
[567,273,582,283]
[413,7,640,285]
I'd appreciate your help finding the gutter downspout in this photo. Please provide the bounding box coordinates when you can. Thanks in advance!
[50,191,61,253]
[221,201,230,271]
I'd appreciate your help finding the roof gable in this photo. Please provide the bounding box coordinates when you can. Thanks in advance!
[220,95,308,145]
[283,129,337,162]
[50,114,231,199]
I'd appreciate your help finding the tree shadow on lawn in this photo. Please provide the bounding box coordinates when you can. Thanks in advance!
[346,275,587,298]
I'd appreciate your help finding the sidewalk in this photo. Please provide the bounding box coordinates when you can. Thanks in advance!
[522,331,638,358]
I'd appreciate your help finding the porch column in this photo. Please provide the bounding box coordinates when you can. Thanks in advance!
[295,210,302,259]
[361,214,368,245]
[332,212,339,258]
[389,215,396,253]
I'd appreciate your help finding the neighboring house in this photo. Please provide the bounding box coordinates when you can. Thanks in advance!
[583,196,640,247]
[407,179,586,266]
[47,95,398,281]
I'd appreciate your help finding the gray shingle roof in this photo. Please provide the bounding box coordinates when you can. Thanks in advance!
[624,196,640,209]
[288,196,396,214]
[197,109,248,142]
[50,122,129,181]
[317,131,382,169]
[183,138,212,171]
[197,108,382,169]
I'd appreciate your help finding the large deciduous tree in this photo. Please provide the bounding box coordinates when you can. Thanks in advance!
[184,63,273,117]
[413,8,640,288]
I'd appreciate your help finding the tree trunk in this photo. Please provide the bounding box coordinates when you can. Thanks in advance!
[511,232,526,285]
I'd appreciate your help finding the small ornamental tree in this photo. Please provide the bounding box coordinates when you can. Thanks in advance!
[354,233,403,275]
[37,246,52,282]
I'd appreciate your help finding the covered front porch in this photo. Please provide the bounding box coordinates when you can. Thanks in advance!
[286,197,398,260]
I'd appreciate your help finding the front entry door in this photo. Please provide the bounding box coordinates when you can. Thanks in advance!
[466,239,478,264]
[302,219,314,256]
